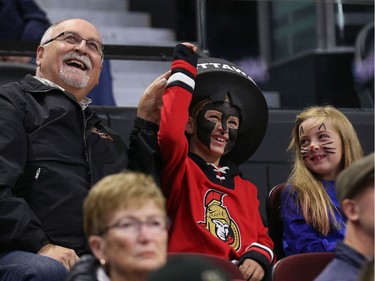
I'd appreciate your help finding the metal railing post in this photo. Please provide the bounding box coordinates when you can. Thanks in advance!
[196,0,209,55]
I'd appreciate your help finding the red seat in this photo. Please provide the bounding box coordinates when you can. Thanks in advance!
[168,252,244,280]
[266,183,286,260]
[271,252,335,281]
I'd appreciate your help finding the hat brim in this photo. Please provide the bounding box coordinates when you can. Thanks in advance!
[193,57,268,165]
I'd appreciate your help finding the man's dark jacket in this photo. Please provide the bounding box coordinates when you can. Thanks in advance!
[0,75,158,255]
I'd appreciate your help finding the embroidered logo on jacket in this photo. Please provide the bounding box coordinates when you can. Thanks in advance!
[92,128,113,141]
[198,190,240,251]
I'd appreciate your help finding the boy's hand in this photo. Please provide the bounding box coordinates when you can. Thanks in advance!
[239,258,265,281]
[180,42,198,53]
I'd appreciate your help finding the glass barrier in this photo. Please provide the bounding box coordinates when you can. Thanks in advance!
[187,0,374,109]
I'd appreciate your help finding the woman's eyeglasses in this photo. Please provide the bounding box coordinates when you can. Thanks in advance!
[100,216,169,236]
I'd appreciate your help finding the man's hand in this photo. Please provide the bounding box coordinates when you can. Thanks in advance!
[38,243,80,271]
[239,258,265,281]
[137,70,171,124]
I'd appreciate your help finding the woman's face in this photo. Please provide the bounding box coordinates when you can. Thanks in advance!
[298,117,343,180]
[94,201,168,278]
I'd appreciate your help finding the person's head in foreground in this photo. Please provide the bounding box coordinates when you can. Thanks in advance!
[37,18,103,101]
[148,254,230,281]
[314,152,374,281]
[84,171,168,281]
[336,152,374,258]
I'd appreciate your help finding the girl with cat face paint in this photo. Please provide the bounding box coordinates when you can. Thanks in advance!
[158,43,274,281]
[281,105,364,257]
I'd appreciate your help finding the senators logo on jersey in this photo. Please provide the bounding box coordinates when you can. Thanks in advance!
[198,189,241,251]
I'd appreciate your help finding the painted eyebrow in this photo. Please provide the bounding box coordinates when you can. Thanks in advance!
[318,123,327,131]
[299,126,304,135]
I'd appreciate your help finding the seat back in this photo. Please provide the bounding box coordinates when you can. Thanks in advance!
[266,183,286,260]
[0,62,36,86]
[271,252,335,281]
[167,253,244,280]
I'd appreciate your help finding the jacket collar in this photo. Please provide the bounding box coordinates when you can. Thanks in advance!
[20,74,92,110]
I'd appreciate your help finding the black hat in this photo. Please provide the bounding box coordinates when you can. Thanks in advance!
[192,57,268,165]
[147,254,230,281]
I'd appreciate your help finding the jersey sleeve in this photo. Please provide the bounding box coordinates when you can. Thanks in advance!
[158,44,198,197]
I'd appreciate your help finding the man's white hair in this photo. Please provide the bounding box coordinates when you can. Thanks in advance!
[40,21,63,45]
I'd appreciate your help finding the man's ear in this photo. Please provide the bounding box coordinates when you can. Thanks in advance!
[96,62,103,85]
[36,46,44,66]
[185,117,195,134]
[341,198,360,221]
[88,235,106,261]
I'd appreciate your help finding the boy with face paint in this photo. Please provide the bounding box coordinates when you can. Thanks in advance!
[194,100,240,159]
[158,43,274,281]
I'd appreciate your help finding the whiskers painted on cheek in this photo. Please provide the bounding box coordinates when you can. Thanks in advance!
[300,148,308,158]
[323,146,336,154]
[322,141,336,154]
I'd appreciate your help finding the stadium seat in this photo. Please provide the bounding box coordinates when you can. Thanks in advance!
[266,183,286,260]
[271,252,335,281]
[0,61,36,86]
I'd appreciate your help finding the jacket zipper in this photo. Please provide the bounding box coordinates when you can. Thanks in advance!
[35,168,41,179]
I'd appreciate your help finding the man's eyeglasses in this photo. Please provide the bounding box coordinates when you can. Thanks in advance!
[100,216,169,236]
[43,31,104,57]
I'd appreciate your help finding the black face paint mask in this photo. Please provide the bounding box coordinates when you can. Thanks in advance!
[196,102,240,154]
